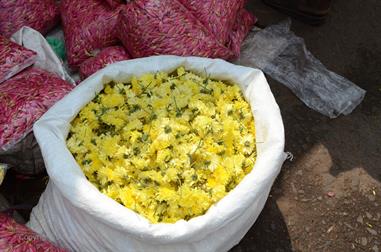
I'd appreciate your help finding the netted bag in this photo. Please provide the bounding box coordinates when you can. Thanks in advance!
[0,0,59,38]
[0,68,73,151]
[117,0,234,60]
[0,36,37,84]
[61,0,120,68]
[0,213,67,251]
[0,132,45,175]
[178,0,245,44]
[79,46,130,79]
[228,9,256,57]
[104,0,125,8]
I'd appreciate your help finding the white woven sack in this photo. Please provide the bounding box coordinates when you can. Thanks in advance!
[28,56,286,252]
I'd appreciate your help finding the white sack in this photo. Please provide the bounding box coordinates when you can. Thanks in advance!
[28,56,286,252]
[11,26,75,85]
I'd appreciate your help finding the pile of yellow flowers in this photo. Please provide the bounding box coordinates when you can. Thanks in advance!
[67,67,256,223]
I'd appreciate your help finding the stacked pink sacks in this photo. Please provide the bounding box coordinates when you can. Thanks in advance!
[0,34,73,176]
[117,0,236,60]
[63,0,256,76]
[116,0,256,60]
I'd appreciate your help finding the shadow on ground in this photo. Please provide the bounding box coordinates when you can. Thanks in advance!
[237,0,381,251]
[231,193,293,252]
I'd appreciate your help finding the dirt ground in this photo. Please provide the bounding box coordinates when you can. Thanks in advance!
[0,0,380,251]
[232,0,381,251]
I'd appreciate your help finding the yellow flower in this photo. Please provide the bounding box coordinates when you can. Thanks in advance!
[101,93,125,108]
[156,187,178,202]
[212,166,230,185]
[177,67,185,76]
[101,135,120,157]
[67,67,257,224]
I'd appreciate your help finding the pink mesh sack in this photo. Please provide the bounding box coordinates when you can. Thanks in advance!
[178,0,245,44]
[79,46,130,79]
[0,68,73,151]
[104,0,125,8]
[0,0,59,38]
[0,213,68,251]
[61,0,120,69]
[228,9,256,57]
[0,36,37,84]
[117,0,234,60]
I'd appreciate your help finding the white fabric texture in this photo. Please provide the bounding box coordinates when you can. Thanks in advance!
[11,26,75,85]
[27,56,286,252]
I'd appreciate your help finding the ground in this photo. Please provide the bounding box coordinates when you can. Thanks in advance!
[1,0,380,251]
[232,0,381,251]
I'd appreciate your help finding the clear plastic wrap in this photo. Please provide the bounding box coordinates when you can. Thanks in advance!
[0,0,59,38]
[0,36,37,84]
[237,20,366,118]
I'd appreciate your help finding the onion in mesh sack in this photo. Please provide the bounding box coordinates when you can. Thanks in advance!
[104,0,125,8]
[0,68,73,151]
[0,35,37,84]
[0,213,68,251]
[228,9,257,57]
[117,0,235,60]
[0,0,59,38]
[79,46,130,79]
[178,0,245,44]
[61,0,120,69]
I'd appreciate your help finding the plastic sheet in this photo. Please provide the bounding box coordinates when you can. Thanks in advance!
[0,0,59,38]
[178,0,245,44]
[0,35,37,84]
[79,46,130,79]
[117,0,234,60]
[237,20,366,118]
[0,68,73,151]
[61,0,120,68]
[0,213,67,251]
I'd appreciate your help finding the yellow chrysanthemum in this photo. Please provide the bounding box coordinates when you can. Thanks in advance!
[67,67,257,224]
